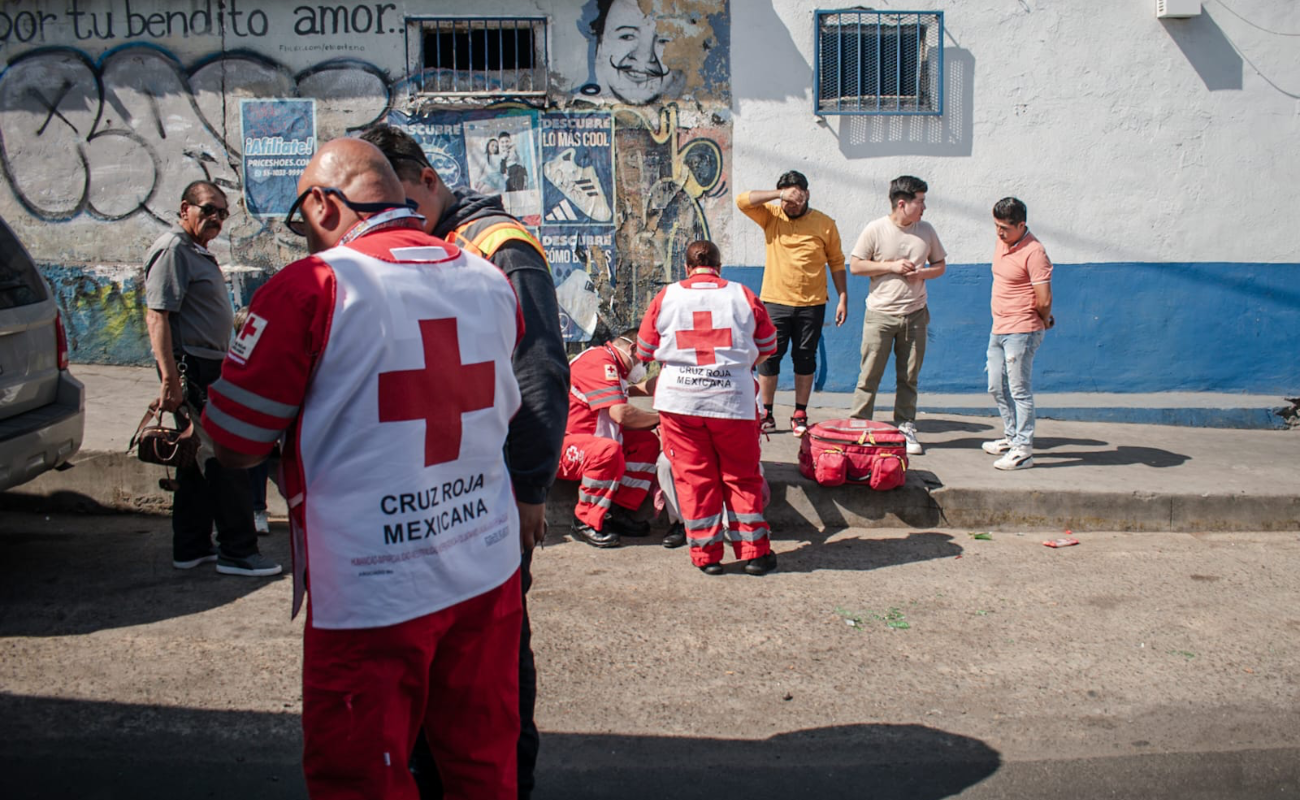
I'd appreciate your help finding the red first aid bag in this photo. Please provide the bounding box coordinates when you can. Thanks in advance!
[797,419,909,490]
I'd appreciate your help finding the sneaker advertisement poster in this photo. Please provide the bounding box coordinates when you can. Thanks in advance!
[539,112,614,225]
[539,111,616,344]
[545,227,614,343]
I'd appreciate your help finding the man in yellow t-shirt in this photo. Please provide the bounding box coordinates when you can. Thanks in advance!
[737,170,847,437]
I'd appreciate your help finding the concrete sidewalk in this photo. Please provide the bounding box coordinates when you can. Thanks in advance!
[3,365,1297,531]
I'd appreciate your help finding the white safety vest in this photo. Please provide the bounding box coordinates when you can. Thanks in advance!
[650,280,761,420]
[295,242,522,629]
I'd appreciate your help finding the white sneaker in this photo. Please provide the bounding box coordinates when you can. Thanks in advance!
[993,447,1034,470]
[982,438,1012,455]
[254,510,270,535]
[898,422,923,455]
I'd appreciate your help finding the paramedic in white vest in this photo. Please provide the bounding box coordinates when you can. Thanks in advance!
[204,138,524,799]
[636,240,780,575]
[361,123,567,800]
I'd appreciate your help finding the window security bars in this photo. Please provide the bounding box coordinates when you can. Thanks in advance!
[413,17,548,98]
[815,10,943,115]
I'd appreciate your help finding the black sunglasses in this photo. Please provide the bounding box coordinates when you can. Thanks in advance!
[397,154,433,172]
[283,186,418,236]
[191,202,229,221]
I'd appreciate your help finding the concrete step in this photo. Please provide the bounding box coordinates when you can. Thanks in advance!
[5,366,1296,533]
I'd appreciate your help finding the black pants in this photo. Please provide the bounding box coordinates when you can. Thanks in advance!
[756,301,826,377]
[411,548,539,799]
[169,354,259,561]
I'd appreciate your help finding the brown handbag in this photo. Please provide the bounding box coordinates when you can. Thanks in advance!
[129,402,200,469]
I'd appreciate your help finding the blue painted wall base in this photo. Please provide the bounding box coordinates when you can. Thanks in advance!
[723,262,1300,395]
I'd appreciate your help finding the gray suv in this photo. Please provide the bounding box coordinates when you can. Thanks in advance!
[0,218,84,491]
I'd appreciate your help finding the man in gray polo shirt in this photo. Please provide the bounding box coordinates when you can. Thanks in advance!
[144,180,281,577]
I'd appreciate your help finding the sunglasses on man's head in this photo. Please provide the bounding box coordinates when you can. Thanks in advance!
[397,154,433,172]
[283,186,418,237]
[192,203,229,221]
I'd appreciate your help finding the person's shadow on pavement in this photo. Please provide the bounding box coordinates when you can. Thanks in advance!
[916,419,997,434]
[929,435,1108,451]
[0,513,287,637]
[777,530,963,574]
[0,693,1003,800]
[1033,445,1191,469]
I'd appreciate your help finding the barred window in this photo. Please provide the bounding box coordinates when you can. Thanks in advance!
[410,17,548,98]
[815,10,943,115]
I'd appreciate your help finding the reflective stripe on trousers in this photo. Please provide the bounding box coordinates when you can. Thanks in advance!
[659,411,770,567]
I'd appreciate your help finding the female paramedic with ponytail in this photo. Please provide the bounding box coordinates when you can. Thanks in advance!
[635,240,779,576]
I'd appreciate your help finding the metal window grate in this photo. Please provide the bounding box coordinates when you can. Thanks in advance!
[414,17,548,97]
[815,10,943,116]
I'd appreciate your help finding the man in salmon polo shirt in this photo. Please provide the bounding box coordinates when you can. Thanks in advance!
[983,197,1054,471]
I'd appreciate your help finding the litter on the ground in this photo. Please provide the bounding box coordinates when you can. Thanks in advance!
[1043,536,1080,548]
[968,532,993,540]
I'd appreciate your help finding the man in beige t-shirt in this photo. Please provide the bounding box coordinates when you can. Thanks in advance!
[847,176,947,454]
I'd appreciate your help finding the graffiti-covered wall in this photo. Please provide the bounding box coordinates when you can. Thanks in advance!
[0,0,731,360]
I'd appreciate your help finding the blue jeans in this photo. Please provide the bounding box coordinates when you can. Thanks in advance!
[987,331,1044,449]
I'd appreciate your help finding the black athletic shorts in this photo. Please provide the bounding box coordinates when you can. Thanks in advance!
[757,302,825,377]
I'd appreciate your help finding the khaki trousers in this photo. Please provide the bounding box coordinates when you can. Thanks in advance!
[850,306,930,422]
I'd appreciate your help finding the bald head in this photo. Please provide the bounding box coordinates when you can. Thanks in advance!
[299,138,406,205]
[294,138,411,252]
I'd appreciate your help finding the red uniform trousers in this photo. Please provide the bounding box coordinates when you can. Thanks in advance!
[557,429,660,530]
[301,571,522,800]
[658,411,772,567]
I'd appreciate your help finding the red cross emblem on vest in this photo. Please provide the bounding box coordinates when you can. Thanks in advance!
[378,318,495,467]
[675,311,732,366]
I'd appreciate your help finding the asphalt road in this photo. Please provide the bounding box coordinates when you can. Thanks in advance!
[2,511,1298,799]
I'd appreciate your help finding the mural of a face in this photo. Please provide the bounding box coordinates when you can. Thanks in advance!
[593,0,685,105]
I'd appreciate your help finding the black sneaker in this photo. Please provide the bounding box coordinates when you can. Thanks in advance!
[571,516,621,548]
[173,551,218,570]
[662,522,686,549]
[606,506,650,537]
[760,412,777,434]
[699,563,724,575]
[744,553,778,576]
[216,552,282,577]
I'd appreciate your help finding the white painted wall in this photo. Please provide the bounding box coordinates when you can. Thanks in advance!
[730,0,1300,266]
